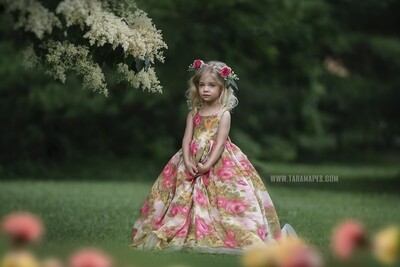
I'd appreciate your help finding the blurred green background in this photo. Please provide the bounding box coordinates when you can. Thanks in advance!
[1,1,399,266]
[0,0,399,177]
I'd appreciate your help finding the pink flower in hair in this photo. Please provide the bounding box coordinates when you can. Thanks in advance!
[1,212,44,244]
[193,59,204,69]
[220,66,232,78]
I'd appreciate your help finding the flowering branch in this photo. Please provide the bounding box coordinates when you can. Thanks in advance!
[0,0,168,96]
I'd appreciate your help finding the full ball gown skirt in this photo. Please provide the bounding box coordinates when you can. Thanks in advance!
[130,111,285,254]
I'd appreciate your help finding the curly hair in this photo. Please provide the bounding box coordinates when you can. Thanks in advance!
[185,61,238,114]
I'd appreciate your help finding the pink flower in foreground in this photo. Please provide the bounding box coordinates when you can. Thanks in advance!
[281,245,323,267]
[332,220,365,259]
[220,66,232,78]
[69,248,112,267]
[193,59,204,69]
[1,212,44,244]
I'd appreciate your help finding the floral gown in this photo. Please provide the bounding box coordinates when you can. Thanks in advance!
[130,110,282,254]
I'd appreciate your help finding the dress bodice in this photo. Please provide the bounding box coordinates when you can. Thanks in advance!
[190,110,226,164]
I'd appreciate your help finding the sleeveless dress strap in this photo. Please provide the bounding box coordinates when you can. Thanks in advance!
[217,109,229,119]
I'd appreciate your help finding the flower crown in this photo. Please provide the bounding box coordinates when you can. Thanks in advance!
[188,59,239,91]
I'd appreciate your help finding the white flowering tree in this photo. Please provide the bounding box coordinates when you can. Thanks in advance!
[0,0,167,96]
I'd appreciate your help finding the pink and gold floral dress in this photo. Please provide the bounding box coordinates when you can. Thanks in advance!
[130,110,282,254]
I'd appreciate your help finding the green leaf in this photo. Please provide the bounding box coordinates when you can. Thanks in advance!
[144,58,150,71]
[135,58,144,72]
[230,80,239,91]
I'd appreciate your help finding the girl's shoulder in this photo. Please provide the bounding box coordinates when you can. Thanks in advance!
[217,108,231,117]
[219,109,231,120]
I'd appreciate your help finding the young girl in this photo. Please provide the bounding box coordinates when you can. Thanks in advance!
[130,60,294,254]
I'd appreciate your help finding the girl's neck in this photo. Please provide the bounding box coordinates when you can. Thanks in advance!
[199,103,222,116]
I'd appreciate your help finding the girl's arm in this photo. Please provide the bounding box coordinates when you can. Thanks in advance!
[182,111,198,176]
[198,111,231,174]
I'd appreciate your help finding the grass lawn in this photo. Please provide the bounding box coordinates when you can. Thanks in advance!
[0,161,399,267]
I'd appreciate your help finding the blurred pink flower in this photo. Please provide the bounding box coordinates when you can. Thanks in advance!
[281,245,323,267]
[1,212,44,244]
[69,248,112,267]
[332,220,365,259]
[243,237,322,267]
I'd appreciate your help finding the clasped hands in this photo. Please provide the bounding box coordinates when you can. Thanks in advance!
[184,160,210,178]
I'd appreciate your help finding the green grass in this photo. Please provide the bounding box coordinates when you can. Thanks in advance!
[0,161,399,267]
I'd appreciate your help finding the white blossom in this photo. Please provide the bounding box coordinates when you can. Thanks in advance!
[22,45,41,69]
[1,0,61,39]
[117,63,162,93]
[1,0,167,95]
[43,40,108,95]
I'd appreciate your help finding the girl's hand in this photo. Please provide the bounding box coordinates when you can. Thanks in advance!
[184,160,198,177]
[197,163,210,176]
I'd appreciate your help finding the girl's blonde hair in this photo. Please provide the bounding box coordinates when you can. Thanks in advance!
[185,61,238,114]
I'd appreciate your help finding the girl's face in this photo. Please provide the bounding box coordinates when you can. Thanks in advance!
[197,73,222,105]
